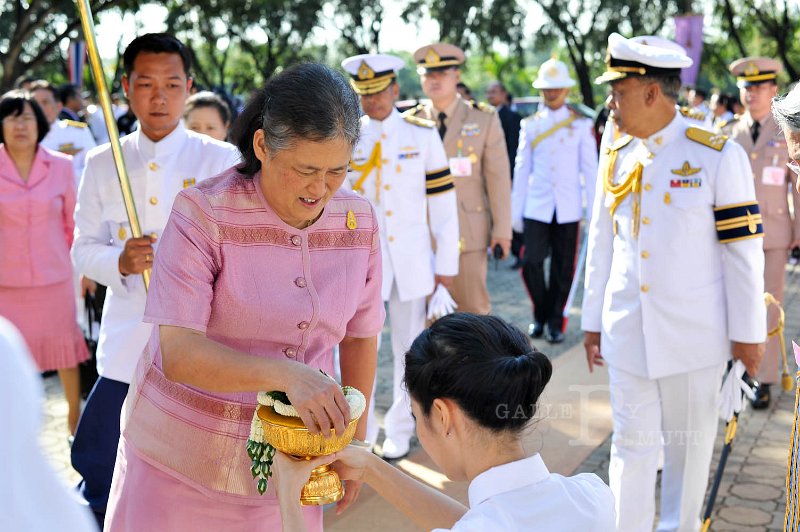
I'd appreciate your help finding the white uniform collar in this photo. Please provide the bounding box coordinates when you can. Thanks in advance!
[468,454,549,507]
[135,122,188,160]
[641,112,683,156]
[365,108,402,136]
[541,105,569,120]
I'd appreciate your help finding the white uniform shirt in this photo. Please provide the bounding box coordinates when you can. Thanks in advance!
[72,124,240,383]
[582,114,766,379]
[348,109,459,302]
[40,119,97,183]
[433,454,615,531]
[512,105,598,231]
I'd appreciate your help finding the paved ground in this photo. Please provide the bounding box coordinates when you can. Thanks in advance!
[38,253,800,530]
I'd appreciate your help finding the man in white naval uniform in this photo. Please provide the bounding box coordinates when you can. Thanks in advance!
[70,33,239,526]
[583,33,766,531]
[30,80,97,183]
[342,53,460,459]
[513,58,598,344]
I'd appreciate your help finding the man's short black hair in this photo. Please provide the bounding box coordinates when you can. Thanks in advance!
[58,84,80,105]
[123,33,191,78]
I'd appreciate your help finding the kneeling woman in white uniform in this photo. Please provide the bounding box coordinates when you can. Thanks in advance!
[274,313,616,531]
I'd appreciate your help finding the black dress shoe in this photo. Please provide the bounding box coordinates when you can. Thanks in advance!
[751,383,771,410]
[546,328,565,344]
[528,322,544,338]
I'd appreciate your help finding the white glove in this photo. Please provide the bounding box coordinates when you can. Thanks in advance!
[717,360,755,421]
[427,284,458,321]
[512,218,524,234]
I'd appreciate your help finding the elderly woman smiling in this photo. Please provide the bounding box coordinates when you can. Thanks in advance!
[104,63,384,532]
[772,83,800,182]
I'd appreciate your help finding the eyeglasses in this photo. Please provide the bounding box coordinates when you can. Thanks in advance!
[788,160,800,176]
[2,114,36,125]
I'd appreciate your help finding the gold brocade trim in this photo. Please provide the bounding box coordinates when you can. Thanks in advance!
[351,142,382,203]
[145,364,249,420]
[218,225,373,249]
[717,233,764,244]
[219,225,294,246]
[531,115,579,149]
[307,230,374,249]
[604,153,644,238]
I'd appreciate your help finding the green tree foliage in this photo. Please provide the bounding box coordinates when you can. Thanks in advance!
[0,0,139,92]
[401,0,526,55]
[164,0,325,92]
[532,0,683,107]
[332,0,385,56]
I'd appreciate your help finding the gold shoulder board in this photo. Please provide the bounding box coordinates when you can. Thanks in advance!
[403,114,435,128]
[476,101,495,113]
[607,135,634,153]
[63,119,88,128]
[686,127,728,151]
[679,107,705,121]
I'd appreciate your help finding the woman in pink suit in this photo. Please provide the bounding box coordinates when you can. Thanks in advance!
[104,63,384,531]
[0,91,89,434]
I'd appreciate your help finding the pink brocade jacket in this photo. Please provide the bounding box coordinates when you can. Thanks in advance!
[0,145,76,287]
[122,168,385,503]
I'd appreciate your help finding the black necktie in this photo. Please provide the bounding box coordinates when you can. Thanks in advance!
[751,120,761,144]
[438,112,447,139]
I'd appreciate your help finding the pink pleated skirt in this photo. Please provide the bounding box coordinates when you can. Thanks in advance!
[0,280,88,371]
[105,439,323,531]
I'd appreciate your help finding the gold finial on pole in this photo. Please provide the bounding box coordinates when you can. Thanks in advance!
[74,0,150,290]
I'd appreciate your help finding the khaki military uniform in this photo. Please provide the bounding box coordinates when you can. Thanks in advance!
[409,95,512,313]
[721,113,798,383]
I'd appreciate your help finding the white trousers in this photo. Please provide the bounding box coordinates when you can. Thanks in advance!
[608,363,722,532]
[365,282,426,445]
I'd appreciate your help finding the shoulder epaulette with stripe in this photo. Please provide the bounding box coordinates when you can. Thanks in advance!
[714,201,764,243]
[679,106,706,122]
[62,119,88,128]
[605,135,633,154]
[717,116,739,129]
[475,101,495,113]
[686,127,728,151]
[425,167,454,196]
[403,114,435,128]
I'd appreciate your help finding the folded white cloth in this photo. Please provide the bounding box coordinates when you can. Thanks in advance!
[717,360,755,421]
[427,284,458,321]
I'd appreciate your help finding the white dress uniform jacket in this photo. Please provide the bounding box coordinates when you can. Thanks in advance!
[582,114,766,379]
[348,109,459,302]
[40,119,97,183]
[432,454,616,531]
[512,105,598,231]
[72,124,240,383]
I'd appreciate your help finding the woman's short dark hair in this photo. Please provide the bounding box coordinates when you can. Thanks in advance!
[184,91,232,125]
[0,90,50,144]
[404,313,553,434]
[123,33,191,78]
[232,62,361,176]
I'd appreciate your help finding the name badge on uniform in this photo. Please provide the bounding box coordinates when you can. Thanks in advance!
[449,156,472,177]
[762,166,785,186]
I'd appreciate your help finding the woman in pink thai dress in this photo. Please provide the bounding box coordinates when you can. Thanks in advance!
[104,63,384,531]
[0,91,89,435]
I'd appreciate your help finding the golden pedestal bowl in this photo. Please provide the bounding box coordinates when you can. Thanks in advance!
[257,405,360,505]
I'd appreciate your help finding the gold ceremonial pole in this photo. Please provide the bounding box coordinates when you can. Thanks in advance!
[75,0,150,290]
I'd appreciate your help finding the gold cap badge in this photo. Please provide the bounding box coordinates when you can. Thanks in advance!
[424,48,440,66]
[357,61,375,80]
